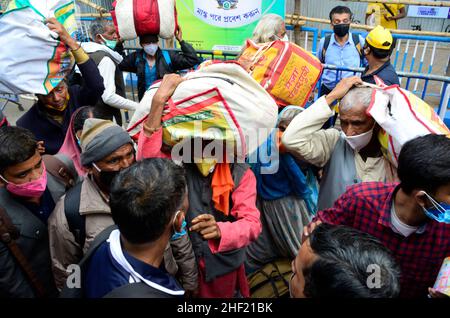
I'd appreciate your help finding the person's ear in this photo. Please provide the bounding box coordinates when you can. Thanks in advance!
[414,190,428,209]
[95,34,103,43]
[86,165,95,175]
[174,210,185,233]
[36,94,45,103]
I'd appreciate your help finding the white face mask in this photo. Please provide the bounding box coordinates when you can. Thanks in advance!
[343,127,374,152]
[143,43,158,56]
[275,34,289,42]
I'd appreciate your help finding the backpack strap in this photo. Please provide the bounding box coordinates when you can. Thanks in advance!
[162,50,172,69]
[60,225,118,298]
[351,33,364,66]
[42,155,75,189]
[321,34,332,63]
[0,205,47,297]
[322,34,363,66]
[64,182,85,248]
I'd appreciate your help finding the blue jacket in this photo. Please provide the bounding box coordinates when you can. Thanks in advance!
[16,59,105,154]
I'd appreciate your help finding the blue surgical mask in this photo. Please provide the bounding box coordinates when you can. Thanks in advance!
[76,135,81,148]
[171,211,187,240]
[100,34,117,50]
[421,191,450,224]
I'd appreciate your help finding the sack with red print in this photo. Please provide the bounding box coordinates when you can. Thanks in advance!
[111,0,178,40]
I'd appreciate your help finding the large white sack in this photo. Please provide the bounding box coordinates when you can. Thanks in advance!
[0,0,77,95]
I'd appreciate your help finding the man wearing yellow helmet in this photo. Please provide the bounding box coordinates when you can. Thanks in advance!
[361,26,399,86]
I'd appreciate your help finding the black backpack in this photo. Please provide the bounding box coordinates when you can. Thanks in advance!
[63,182,86,249]
[321,33,364,66]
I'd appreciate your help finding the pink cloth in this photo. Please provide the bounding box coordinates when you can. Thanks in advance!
[57,108,86,176]
[198,258,249,298]
[136,126,262,253]
[207,169,261,253]
[136,128,170,160]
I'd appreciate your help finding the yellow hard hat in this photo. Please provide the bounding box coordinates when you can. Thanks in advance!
[366,25,393,50]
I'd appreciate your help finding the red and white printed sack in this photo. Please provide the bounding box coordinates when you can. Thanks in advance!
[111,0,178,40]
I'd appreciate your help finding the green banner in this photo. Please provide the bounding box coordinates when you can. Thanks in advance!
[176,0,286,52]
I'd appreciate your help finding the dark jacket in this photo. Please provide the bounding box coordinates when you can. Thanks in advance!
[185,163,248,282]
[60,226,183,298]
[0,173,68,298]
[361,60,400,86]
[119,41,201,101]
[16,59,105,155]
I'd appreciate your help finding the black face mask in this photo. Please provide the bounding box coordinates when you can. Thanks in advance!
[92,163,120,189]
[333,24,350,37]
[98,170,120,187]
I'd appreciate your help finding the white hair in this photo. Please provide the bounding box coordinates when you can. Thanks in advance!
[89,18,114,39]
[340,87,374,111]
[252,14,285,44]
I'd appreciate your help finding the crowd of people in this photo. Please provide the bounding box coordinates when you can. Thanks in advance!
[0,4,449,300]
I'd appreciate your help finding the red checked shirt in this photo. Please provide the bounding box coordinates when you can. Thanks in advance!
[313,182,450,298]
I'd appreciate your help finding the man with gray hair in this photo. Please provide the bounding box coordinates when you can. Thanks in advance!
[282,76,397,210]
[79,18,138,126]
[251,13,287,44]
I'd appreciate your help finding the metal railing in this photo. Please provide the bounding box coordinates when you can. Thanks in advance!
[0,94,24,112]
[285,26,450,99]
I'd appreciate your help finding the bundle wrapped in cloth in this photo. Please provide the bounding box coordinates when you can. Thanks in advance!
[127,61,279,157]
[238,39,323,107]
[366,79,450,167]
[0,0,76,94]
[111,0,178,40]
